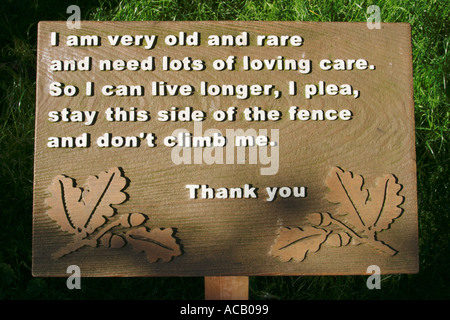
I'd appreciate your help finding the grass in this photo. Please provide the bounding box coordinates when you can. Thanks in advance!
[0,0,448,300]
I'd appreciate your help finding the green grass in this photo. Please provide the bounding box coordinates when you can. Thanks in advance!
[0,0,448,300]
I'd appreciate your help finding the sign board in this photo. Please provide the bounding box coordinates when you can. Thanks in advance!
[33,21,418,276]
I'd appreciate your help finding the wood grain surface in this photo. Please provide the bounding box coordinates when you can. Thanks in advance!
[33,21,418,276]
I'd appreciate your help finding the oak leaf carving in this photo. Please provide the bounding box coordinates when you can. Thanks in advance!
[46,168,182,263]
[270,226,329,262]
[326,167,403,237]
[125,227,182,263]
[271,167,404,262]
[47,167,127,239]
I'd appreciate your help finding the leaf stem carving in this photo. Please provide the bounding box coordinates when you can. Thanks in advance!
[127,234,175,252]
[323,212,398,256]
[83,171,116,229]
[334,170,366,228]
[53,218,122,259]
[277,232,329,251]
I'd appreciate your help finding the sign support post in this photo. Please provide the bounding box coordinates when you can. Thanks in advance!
[205,276,249,300]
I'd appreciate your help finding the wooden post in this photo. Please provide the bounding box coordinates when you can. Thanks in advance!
[204,276,249,300]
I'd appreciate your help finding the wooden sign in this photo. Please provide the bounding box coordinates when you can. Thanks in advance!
[33,21,418,276]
